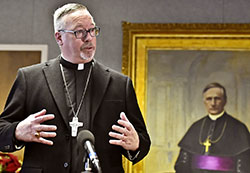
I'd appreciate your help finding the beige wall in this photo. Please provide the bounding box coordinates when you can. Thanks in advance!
[0,50,41,161]
[0,51,41,112]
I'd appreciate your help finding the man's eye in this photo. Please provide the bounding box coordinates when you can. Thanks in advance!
[76,30,84,34]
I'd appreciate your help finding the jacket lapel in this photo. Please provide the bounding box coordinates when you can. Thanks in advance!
[42,57,70,129]
[42,58,111,130]
[91,61,110,125]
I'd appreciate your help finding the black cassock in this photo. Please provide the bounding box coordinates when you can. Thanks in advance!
[175,113,250,173]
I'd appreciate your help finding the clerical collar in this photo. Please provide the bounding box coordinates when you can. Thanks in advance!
[208,111,225,121]
[60,56,93,70]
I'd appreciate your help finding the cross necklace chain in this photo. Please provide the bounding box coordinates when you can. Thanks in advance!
[199,118,227,153]
[60,62,93,137]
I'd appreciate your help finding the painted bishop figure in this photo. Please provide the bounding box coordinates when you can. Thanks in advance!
[175,82,250,172]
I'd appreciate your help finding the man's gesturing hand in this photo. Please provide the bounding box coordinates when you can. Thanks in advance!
[109,112,139,151]
[15,109,57,145]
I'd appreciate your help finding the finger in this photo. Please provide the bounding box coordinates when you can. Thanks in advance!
[39,131,57,138]
[120,112,129,122]
[109,131,124,140]
[117,120,130,129]
[38,138,54,146]
[109,139,124,146]
[119,112,133,131]
[35,114,55,124]
[112,125,126,134]
[36,124,57,132]
[117,120,133,133]
[34,109,47,118]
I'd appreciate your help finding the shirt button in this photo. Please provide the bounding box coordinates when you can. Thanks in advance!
[4,145,10,150]
[64,162,69,168]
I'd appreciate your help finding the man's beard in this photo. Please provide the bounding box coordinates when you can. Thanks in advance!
[80,52,94,60]
[80,43,95,60]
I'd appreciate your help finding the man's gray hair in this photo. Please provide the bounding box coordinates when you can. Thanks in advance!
[53,3,94,32]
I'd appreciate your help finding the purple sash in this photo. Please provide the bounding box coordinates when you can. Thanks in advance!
[192,154,234,171]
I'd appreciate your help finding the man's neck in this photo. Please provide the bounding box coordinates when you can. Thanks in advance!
[208,111,225,121]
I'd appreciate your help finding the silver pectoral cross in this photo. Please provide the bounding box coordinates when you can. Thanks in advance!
[69,117,83,137]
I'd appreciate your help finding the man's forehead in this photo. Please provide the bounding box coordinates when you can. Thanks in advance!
[204,87,224,96]
[63,10,94,28]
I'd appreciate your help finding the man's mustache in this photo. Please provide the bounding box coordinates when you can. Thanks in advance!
[80,43,93,50]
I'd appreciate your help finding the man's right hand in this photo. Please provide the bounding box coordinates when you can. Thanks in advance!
[15,109,57,145]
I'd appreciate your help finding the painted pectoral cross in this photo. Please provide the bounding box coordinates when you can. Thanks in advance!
[69,117,83,137]
[203,138,211,153]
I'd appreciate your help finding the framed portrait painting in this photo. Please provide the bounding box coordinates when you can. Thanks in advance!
[122,23,250,173]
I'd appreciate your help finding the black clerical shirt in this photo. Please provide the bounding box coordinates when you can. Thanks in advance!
[60,57,93,173]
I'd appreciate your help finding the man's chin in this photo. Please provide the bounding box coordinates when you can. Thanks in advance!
[80,53,94,61]
[81,56,91,61]
[209,111,222,115]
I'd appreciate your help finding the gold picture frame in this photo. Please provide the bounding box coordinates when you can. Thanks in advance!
[122,22,250,173]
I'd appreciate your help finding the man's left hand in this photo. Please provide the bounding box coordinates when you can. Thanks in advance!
[109,112,139,151]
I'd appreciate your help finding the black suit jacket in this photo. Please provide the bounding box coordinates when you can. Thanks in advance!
[0,57,151,173]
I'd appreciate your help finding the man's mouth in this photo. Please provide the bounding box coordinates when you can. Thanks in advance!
[85,46,93,50]
[81,45,94,51]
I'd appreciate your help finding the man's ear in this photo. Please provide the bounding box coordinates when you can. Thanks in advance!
[55,32,63,46]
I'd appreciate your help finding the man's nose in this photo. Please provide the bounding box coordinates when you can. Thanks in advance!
[81,32,92,42]
[211,99,216,105]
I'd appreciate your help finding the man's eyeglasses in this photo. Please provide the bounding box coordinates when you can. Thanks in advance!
[59,26,100,39]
